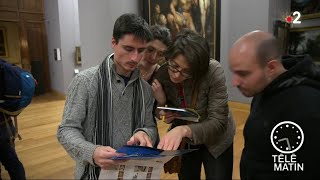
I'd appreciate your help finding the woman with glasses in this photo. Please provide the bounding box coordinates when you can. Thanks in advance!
[152,29,235,180]
[138,25,171,84]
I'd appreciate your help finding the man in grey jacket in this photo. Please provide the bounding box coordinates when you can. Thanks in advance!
[57,13,158,179]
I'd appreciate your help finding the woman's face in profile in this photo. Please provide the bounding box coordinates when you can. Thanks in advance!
[155,4,160,14]
[167,54,192,83]
[159,14,167,26]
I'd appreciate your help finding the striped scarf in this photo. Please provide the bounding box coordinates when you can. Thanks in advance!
[81,54,145,179]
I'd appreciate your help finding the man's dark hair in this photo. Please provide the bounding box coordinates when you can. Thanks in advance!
[113,13,152,44]
[256,38,281,67]
[150,25,172,47]
[165,29,210,81]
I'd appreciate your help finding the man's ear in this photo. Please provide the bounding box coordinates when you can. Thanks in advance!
[266,59,280,76]
[111,37,116,48]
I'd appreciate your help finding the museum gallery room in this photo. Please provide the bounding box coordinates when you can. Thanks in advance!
[0,0,319,179]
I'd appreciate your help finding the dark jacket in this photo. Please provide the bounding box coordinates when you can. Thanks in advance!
[240,55,320,180]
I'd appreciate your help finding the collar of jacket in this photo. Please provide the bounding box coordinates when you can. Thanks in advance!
[107,53,141,85]
[262,54,320,95]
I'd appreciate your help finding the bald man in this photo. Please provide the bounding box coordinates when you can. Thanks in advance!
[229,31,320,180]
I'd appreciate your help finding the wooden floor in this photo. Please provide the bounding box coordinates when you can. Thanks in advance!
[1,92,249,179]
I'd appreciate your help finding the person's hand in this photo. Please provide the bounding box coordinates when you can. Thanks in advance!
[93,146,124,170]
[157,126,192,150]
[127,131,152,147]
[159,111,180,124]
[151,79,166,106]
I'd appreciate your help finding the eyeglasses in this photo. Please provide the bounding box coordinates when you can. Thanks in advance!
[167,60,192,79]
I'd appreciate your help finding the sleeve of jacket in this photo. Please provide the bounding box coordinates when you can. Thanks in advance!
[188,61,229,146]
[274,86,320,178]
[134,81,158,146]
[57,73,98,165]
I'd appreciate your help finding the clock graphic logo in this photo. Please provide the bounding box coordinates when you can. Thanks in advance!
[270,121,304,154]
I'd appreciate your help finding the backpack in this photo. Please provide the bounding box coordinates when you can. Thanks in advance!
[0,59,36,142]
[0,59,36,115]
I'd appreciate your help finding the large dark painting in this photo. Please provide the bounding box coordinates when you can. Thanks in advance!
[288,26,320,65]
[291,0,320,19]
[143,0,221,60]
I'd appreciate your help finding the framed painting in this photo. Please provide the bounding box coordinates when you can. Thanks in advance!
[75,46,81,65]
[287,26,320,65]
[0,27,8,57]
[291,0,320,19]
[143,0,221,61]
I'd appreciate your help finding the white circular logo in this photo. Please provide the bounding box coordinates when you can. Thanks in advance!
[270,121,304,154]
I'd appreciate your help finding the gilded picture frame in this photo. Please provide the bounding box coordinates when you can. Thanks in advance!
[0,27,8,57]
[273,20,290,55]
[75,46,81,65]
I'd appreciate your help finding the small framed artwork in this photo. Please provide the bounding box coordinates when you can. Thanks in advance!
[0,27,8,57]
[75,46,81,65]
[143,0,221,60]
[287,26,320,65]
[291,0,320,19]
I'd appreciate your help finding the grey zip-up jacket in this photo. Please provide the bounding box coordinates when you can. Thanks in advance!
[57,59,157,179]
[156,59,235,158]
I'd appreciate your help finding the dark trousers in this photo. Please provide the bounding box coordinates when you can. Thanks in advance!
[178,144,233,180]
[0,139,26,180]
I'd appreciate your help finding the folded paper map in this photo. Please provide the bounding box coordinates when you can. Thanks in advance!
[99,145,196,180]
